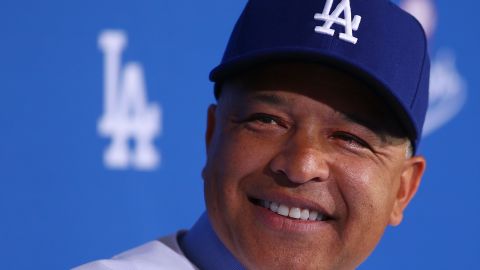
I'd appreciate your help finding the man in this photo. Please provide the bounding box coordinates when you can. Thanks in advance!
[75,0,429,269]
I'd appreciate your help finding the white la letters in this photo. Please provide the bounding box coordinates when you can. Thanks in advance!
[314,0,362,44]
[98,30,162,170]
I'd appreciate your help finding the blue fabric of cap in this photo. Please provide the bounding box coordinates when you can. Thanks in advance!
[209,0,430,152]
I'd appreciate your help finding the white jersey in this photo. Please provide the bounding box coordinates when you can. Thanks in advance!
[73,233,197,270]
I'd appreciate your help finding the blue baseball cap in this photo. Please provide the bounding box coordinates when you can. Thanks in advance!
[209,0,430,153]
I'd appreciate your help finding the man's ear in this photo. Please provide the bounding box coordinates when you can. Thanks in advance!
[205,104,218,149]
[389,156,426,226]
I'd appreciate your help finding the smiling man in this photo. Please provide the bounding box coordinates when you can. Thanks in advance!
[199,61,425,270]
[75,0,429,269]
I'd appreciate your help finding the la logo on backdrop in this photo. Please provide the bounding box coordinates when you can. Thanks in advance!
[98,30,162,171]
[400,0,467,137]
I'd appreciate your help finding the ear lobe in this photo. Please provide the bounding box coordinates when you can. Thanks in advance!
[389,156,426,226]
[205,104,218,149]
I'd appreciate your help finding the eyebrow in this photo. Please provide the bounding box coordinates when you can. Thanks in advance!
[249,93,291,107]
[339,112,388,142]
[340,112,374,130]
[251,93,378,130]
[248,92,390,142]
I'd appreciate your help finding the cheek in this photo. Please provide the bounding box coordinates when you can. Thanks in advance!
[204,107,292,185]
[205,129,275,184]
[203,130,275,217]
[203,130,282,264]
[333,158,398,253]
[338,159,395,213]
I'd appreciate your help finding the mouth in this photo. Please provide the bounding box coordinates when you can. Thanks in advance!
[249,197,332,222]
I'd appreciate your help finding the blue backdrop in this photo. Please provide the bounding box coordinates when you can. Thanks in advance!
[0,0,478,269]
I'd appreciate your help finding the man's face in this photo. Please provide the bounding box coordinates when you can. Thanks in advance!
[202,63,425,270]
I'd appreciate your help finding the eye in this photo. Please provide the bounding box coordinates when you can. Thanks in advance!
[331,131,372,150]
[250,114,281,125]
[238,113,289,131]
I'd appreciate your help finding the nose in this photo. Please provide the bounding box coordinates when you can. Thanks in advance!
[269,134,330,184]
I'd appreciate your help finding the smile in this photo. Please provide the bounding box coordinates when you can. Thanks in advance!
[256,199,329,221]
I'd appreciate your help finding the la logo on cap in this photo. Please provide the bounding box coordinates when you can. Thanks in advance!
[314,0,362,44]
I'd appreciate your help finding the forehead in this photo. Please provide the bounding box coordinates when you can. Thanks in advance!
[219,62,407,138]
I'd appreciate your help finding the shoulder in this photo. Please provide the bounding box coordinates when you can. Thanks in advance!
[73,232,196,270]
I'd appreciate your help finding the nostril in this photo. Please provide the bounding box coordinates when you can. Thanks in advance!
[269,143,330,184]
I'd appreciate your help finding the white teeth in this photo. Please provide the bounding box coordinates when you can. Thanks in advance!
[260,199,327,222]
[263,200,271,208]
[270,202,279,212]
[277,204,290,216]
[289,207,301,219]
[300,209,310,220]
[308,211,318,221]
